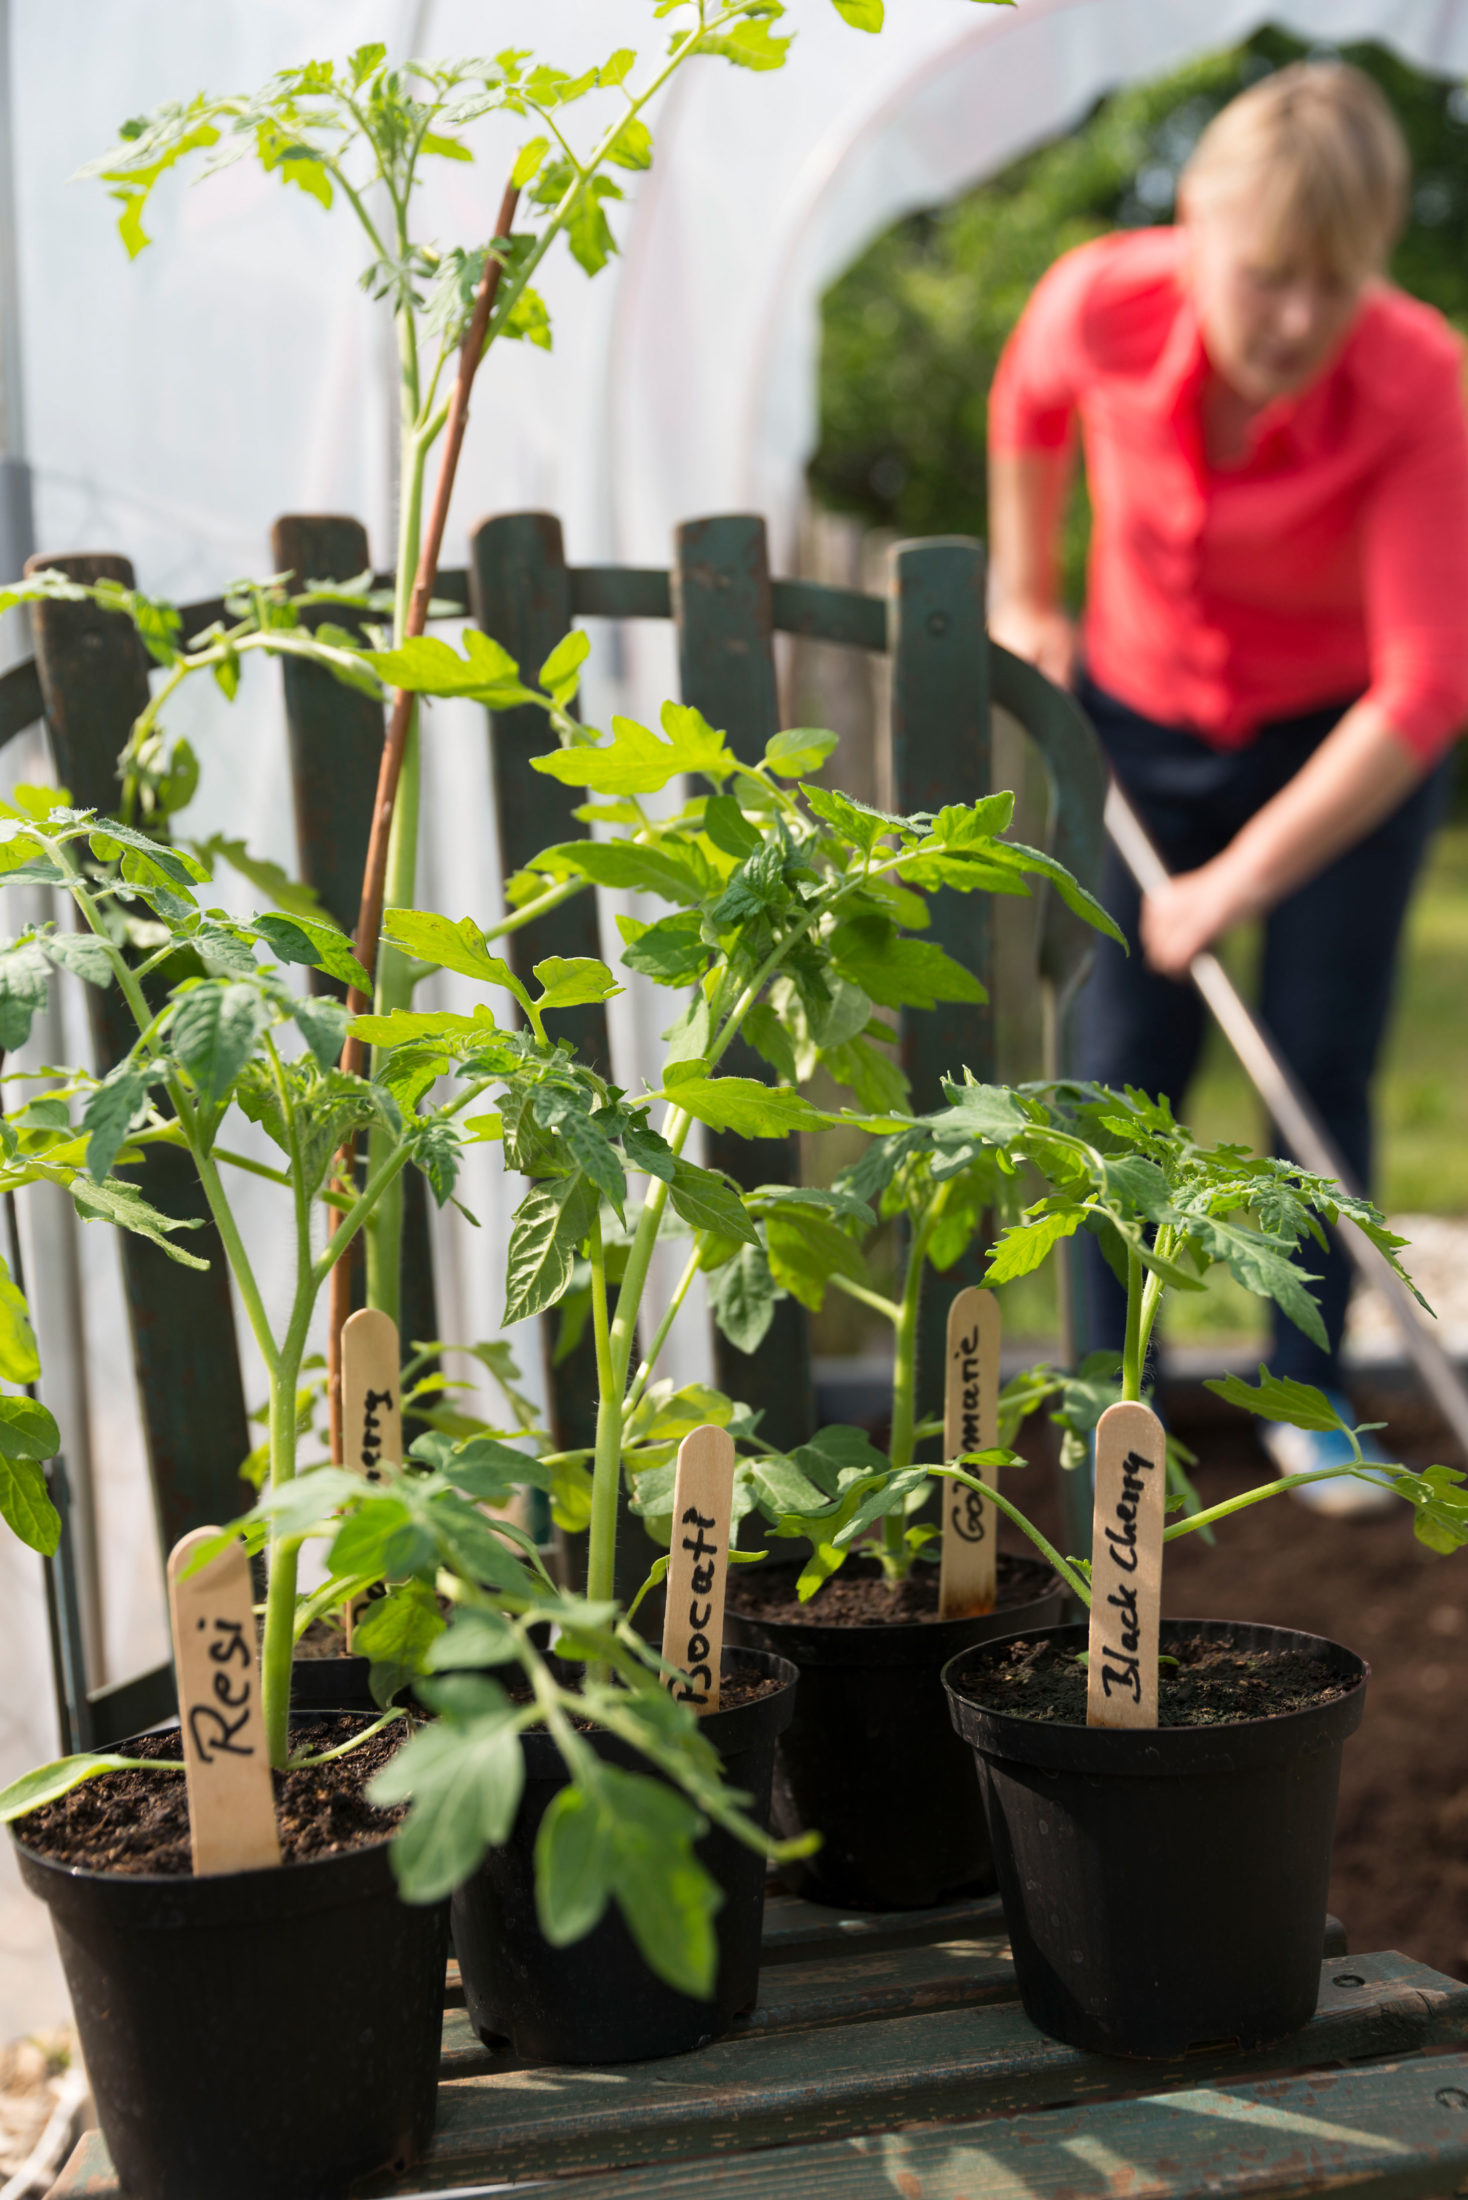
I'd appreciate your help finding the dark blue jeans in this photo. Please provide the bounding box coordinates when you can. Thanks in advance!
[1075,674,1451,1389]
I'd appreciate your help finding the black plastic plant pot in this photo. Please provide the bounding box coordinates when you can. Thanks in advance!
[725,1559,1066,1910]
[14,1820,448,2200]
[452,1645,797,2065]
[291,1651,375,1713]
[943,1618,1369,2059]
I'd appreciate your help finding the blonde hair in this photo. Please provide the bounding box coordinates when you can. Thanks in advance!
[1179,62,1409,283]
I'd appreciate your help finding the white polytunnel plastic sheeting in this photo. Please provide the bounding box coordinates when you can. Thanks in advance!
[3,0,1467,2028]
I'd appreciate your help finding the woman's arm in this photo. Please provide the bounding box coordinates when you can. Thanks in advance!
[988,447,1079,688]
[1140,698,1427,977]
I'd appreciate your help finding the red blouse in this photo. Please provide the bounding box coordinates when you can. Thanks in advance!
[989,226,1468,762]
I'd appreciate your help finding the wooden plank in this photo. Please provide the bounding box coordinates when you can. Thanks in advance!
[469,513,615,1538]
[0,651,41,749]
[887,537,993,1444]
[27,551,251,1560]
[350,1952,1468,2192]
[438,1929,1019,2079]
[760,1888,1005,1962]
[571,566,673,622]
[673,515,813,1455]
[770,577,885,653]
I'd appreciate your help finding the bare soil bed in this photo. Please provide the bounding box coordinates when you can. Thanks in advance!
[1008,1378,1468,1980]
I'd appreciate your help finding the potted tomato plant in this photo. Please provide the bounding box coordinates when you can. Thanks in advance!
[852,1078,1467,2057]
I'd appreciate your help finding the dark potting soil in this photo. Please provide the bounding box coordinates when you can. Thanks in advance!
[957,1632,1353,1727]
[14,1717,407,1877]
[294,1617,350,1660]
[728,1552,1055,1627]
[505,1665,782,1732]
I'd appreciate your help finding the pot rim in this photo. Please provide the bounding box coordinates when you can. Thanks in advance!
[10,1709,398,1897]
[943,1616,1370,1775]
[726,1555,1065,1663]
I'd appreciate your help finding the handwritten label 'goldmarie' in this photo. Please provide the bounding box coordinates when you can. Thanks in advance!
[167,1528,280,1875]
[342,1308,402,1484]
[1086,1400,1166,1730]
[940,1287,1000,1619]
[660,1424,735,1714]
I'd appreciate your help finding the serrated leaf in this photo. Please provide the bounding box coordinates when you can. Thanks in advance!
[831,0,883,25]
[664,1067,832,1138]
[830,921,984,1011]
[539,629,590,689]
[40,932,113,987]
[0,939,51,1049]
[765,727,838,778]
[170,982,271,1109]
[70,1178,209,1269]
[1203,1368,1348,1434]
[984,1206,1087,1285]
[535,1785,612,1945]
[292,993,350,1071]
[364,629,536,708]
[373,1694,526,1904]
[0,1254,39,1386]
[380,910,530,1012]
[765,1205,868,1311]
[667,1159,759,1247]
[253,912,371,992]
[504,1174,597,1325]
[533,956,623,1010]
[0,1456,59,1555]
[618,911,711,987]
[709,1243,782,1354]
[541,837,711,905]
[532,703,731,795]
[82,1061,150,1182]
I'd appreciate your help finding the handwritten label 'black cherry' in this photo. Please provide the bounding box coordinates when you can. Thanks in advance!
[660,1424,735,1714]
[1086,1400,1166,1729]
[166,1527,280,1874]
[940,1287,1001,1618]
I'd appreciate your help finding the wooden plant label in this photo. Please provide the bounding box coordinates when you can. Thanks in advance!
[166,1528,280,1875]
[661,1423,736,1714]
[342,1308,402,1483]
[939,1287,1001,1619]
[1086,1400,1167,1730]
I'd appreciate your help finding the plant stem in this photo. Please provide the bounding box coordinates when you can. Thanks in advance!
[1163,1462,1385,1544]
[624,1237,704,1419]
[585,1209,622,1607]
[935,1467,1094,1605]
[883,1203,937,1574]
[1121,1246,1145,1401]
[826,1272,903,1326]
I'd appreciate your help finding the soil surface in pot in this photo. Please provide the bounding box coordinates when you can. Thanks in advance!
[957,1632,1355,1726]
[14,1717,406,1876]
[507,1664,781,1731]
[991,1374,1466,1976]
[730,1552,1054,1626]
[294,1618,352,1661]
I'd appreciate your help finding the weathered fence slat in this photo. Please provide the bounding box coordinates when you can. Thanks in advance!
[673,514,814,1453]
[27,552,251,1557]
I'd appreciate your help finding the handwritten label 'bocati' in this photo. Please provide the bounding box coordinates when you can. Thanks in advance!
[342,1308,402,1483]
[166,1527,280,1875]
[940,1287,1001,1619]
[1086,1400,1166,1730]
[660,1423,735,1714]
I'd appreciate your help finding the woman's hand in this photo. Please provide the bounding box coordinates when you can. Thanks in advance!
[989,598,1078,689]
[1140,860,1257,978]
[1139,700,1426,978]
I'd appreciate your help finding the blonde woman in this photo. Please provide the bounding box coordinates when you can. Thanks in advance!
[989,63,1468,1514]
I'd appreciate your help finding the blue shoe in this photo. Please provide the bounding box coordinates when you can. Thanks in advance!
[1259,1390,1397,1518]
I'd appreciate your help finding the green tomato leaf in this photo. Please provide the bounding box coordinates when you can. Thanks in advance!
[69,1177,210,1269]
[82,1061,152,1183]
[380,910,531,1016]
[539,629,590,690]
[170,982,271,1110]
[541,838,711,905]
[0,1394,60,1462]
[532,956,623,1010]
[364,629,536,709]
[764,727,839,778]
[831,0,884,25]
[373,1692,526,1904]
[253,912,371,993]
[663,1066,833,1138]
[983,1206,1087,1286]
[535,1784,612,1945]
[1202,1367,1349,1433]
[0,1751,162,1821]
[0,1255,38,1385]
[0,939,51,1049]
[618,911,711,987]
[667,1159,759,1248]
[504,1174,598,1325]
[0,1455,59,1555]
[708,1243,782,1355]
[830,920,984,1011]
[532,703,732,794]
[39,932,113,988]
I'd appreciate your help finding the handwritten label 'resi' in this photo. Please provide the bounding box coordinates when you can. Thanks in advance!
[660,1424,736,1714]
[167,1527,281,1875]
